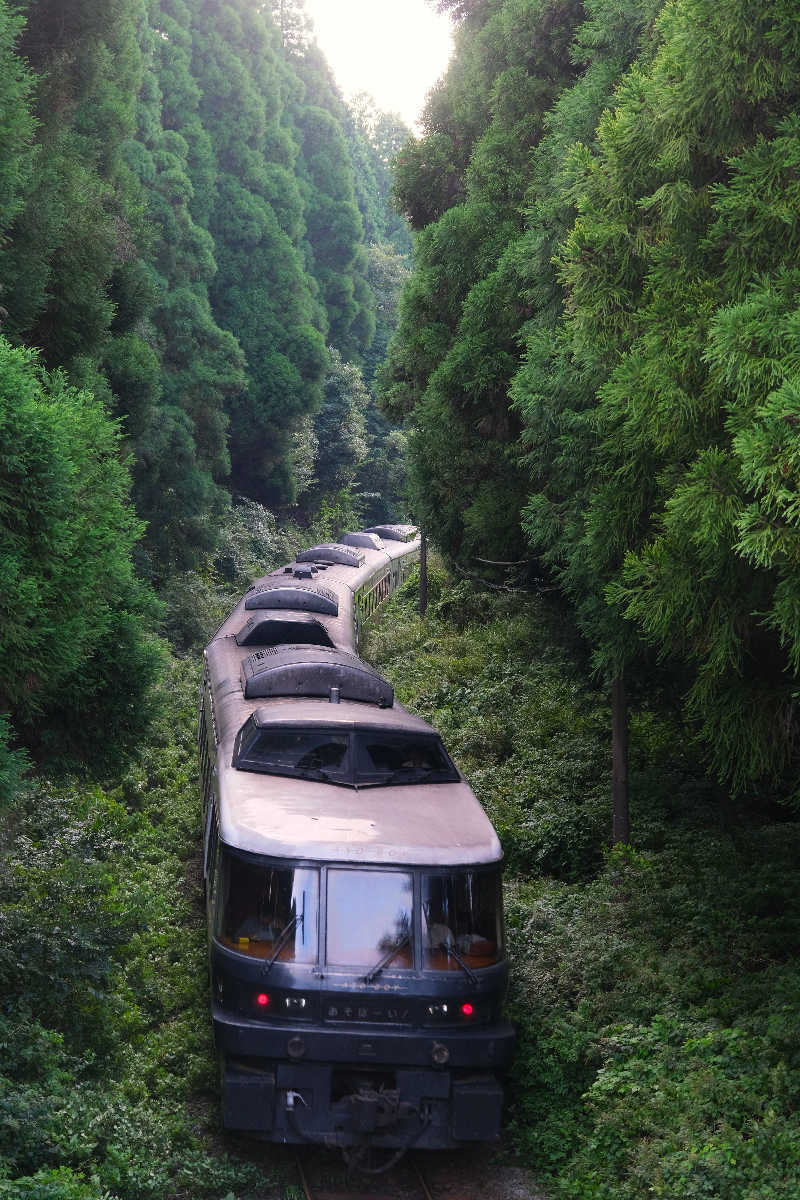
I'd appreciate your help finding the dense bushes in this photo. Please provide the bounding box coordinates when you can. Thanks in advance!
[0,657,279,1198]
[0,338,163,774]
[367,576,800,1197]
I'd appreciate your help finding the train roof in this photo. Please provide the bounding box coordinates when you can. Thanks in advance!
[217,741,500,869]
[210,691,502,867]
[209,531,420,651]
[202,527,502,868]
[247,696,436,733]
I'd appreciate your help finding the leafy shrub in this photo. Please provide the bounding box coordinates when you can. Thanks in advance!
[159,499,304,652]
[0,715,28,809]
[0,656,280,1198]
[0,339,164,769]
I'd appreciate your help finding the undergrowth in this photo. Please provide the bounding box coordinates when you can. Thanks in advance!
[0,655,282,1199]
[366,568,800,1198]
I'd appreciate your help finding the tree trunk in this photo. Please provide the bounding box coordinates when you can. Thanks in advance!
[611,674,630,844]
[419,529,428,617]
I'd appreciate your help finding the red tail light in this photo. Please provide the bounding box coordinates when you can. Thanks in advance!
[256,992,270,1007]
[461,1003,474,1016]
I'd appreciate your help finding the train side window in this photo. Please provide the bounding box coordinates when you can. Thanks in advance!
[353,733,459,786]
[204,796,219,888]
[214,851,318,963]
[200,741,214,816]
[208,821,222,908]
[421,870,503,972]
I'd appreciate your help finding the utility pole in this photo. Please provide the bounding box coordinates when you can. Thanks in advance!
[419,529,428,617]
[611,674,630,843]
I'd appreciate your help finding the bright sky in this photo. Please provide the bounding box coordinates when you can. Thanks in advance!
[303,0,454,130]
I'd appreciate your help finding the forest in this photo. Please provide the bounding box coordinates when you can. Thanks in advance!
[1,0,800,1196]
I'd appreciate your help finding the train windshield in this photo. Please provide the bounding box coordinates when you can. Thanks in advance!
[326,869,413,970]
[353,732,458,786]
[215,849,318,963]
[234,720,458,787]
[422,870,503,972]
[234,723,350,782]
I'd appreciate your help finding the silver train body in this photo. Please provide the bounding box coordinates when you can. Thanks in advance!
[198,525,515,1153]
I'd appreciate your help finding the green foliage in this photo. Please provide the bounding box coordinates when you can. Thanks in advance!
[290,48,377,364]
[346,94,413,255]
[539,1,800,788]
[0,339,163,766]
[506,818,800,1197]
[0,657,281,1198]
[0,0,393,564]
[0,715,28,809]
[389,0,800,795]
[382,0,588,562]
[159,498,304,653]
[2,0,147,370]
[188,0,330,505]
[0,1,35,246]
[307,347,369,501]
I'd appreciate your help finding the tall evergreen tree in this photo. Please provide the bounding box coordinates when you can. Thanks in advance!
[2,0,148,375]
[515,0,800,787]
[123,0,250,573]
[382,0,585,562]
[289,42,376,363]
[189,0,328,504]
[0,338,162,765]
[0,3,35,254]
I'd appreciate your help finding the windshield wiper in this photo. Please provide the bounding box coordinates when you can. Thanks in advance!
[260,911,303,977]
[362,933,410,984]
[436,941,478,984]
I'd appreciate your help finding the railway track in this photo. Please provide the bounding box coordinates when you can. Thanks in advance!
[294,1149,436,1200]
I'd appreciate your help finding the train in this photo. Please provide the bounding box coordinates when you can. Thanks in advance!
[198,524,515,1162]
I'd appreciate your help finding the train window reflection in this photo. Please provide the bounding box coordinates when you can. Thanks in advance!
[234,721,458,787]
[327,869,413,969]
[354,733,458,785]
[235,723,349,781]
[215,850,318,963]
[422,871,502,972]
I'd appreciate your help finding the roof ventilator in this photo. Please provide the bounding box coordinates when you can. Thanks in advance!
[235,613,334,648]
[339,531,385,551]
[245,584,339,617]
[364,525,418,543]
[295,544,365,567]
[240,645,394,706]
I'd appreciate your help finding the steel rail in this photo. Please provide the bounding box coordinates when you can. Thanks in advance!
[294,1149,313,1200]
[413,1157,436,1200]
[294,1147,437,1199]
